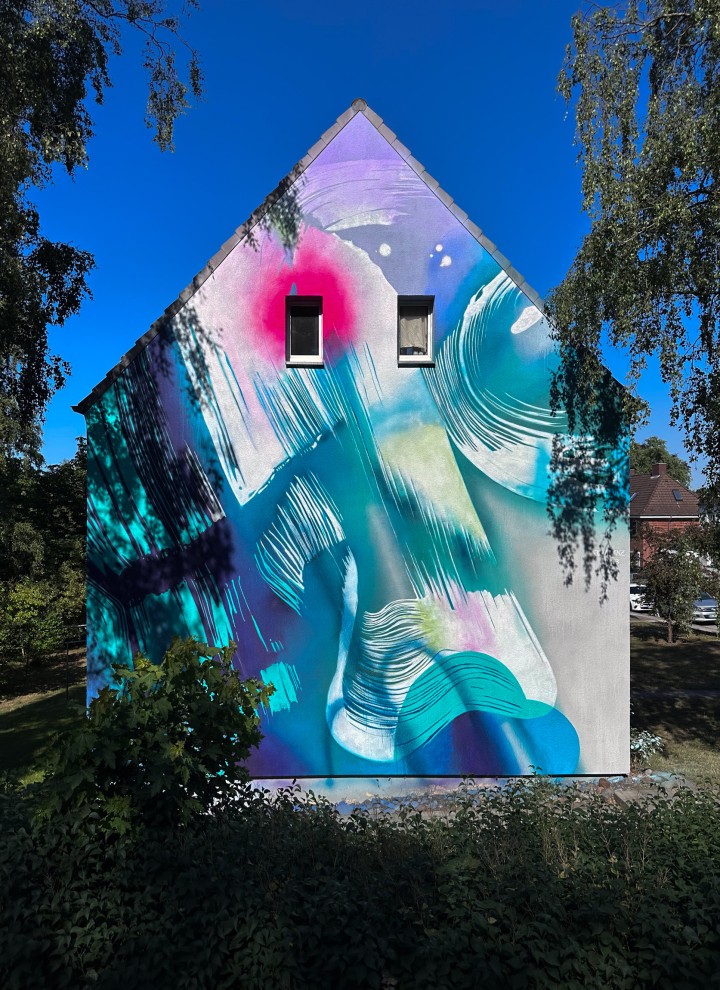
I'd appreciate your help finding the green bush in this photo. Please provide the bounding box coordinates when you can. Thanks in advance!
[38,637,274,831]
[1,777,720,989]
[0,577,66,660]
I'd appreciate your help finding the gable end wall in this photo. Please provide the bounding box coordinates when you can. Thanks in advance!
[83,109,629,786]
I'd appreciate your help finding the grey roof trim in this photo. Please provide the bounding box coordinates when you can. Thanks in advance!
[74,98,546,415]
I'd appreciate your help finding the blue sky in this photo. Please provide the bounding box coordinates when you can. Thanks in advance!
[37,0,701,485]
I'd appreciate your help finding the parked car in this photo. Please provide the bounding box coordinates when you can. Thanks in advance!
[693,594,718,623]
[630,584,653,612]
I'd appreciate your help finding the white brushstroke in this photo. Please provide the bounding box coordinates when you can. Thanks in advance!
[511,305,542,335]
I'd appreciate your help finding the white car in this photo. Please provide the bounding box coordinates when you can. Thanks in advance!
[630,584,653,612]
[693,594,718,623]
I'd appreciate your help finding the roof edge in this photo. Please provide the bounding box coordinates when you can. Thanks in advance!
[74,98,546,415]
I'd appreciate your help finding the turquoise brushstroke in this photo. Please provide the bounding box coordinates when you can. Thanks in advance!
[130,582,207,663]
[260,662,301,714]
[394,650,555,760]
[86,582,133,701]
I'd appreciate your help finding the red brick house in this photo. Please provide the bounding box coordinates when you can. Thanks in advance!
[630,463,700,570]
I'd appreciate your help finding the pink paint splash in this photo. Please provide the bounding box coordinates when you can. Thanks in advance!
[248,225,358,361]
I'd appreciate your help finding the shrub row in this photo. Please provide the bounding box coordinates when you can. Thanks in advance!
[2,778,720,989]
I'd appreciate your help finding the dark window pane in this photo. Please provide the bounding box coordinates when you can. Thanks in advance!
[290,306,320,356]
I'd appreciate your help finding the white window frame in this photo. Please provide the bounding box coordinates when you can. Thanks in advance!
[286,296,323,367]
[397,295,434,366]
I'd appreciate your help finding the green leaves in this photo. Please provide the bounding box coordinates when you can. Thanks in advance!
[38,636,274,831]
[549,0,720,586]
[2,777,720,987]
[0,438,87,661]
[630,436,692,486]
[0,578,66,659]
[643,529,704,641]
[0,2,202,455]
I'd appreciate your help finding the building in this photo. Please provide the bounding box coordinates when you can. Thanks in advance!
[74,100,629,784]
[630,463,700,570]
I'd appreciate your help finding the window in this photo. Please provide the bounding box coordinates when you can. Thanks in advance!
[672,489,683,502]
[630,519,639,537]
[286,297,323,366]
[398,296,434,365]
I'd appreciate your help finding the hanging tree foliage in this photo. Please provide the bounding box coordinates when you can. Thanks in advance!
[0,1,202,457]
[547,0,720,589]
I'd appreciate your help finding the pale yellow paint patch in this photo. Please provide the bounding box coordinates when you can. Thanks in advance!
[379,423,486,540]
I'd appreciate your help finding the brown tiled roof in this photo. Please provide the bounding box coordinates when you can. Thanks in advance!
[630,467,699,519]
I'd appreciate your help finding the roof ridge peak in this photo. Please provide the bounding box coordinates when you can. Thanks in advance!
[73,99,543,415]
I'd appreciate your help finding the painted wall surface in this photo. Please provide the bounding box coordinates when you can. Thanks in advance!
[85,112,629,777]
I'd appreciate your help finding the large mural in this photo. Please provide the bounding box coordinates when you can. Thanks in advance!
[82,109,629,778]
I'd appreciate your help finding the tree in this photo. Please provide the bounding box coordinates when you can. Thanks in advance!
[0,1,202,457]
[630,436,692,487]
[0,439,87,659]
[34,438,87,580]
[643,531,703,643]
[547,0,720,588]
[39,638,274,831]
[0,438,86,585]
[0,578,66,661]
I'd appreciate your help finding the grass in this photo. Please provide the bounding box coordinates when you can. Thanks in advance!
[631,616,720,781]
[0,650,86,778]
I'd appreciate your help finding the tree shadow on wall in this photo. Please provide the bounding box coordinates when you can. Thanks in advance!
[88,515,239,673]
[164,302,226,416]
[86,321,235,587]
[85,172,307,686]
[245,163,305,253]
[153,162,306,425]
[546,363,628,604]
[160,302,241,503]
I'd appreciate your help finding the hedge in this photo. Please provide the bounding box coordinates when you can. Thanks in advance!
[1,778,719,989]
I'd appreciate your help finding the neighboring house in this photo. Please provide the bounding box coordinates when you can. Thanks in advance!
[630,463,700,570]
[74,100,629,782]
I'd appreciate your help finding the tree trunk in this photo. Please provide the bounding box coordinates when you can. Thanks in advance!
[667,616,674,644]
